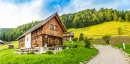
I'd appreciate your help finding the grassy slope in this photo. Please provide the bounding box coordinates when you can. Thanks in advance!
[90,36,130,44]
[0,41,19,50]
[112,44,130,54]
[0,41,98,64]
[68,21,130,39]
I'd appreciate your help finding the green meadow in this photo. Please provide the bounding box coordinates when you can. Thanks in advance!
[1,21,130,64]
[68,21,130,39]
[0,41,19,51]
[112,44,130,54]
[0,41,98,64]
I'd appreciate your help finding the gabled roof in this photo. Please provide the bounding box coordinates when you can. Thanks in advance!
[63,31,74,37]
[16,12,67,40]
[0,40,5,43]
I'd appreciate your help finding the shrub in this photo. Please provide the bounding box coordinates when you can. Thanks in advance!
[72,38,78,41]
[73,44,78,48]
[45,51,54,54]
[89,38,93,40]
[118,27,122,35]
[102,35,111,44]
[27,51,35,54]
[79,33,84,41]
[84,37,91,48]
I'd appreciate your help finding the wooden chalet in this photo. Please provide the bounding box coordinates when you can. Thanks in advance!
[17,12,67,48]
[63,31,74,41]
[0,40,5,45]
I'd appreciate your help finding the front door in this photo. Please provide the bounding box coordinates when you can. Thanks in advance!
[25,33,31,48]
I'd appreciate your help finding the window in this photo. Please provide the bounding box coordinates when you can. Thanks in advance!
[54,26,57,30]
[35,40,37,43]
[50,24,53,29]
[27,37,28,41]
[55,39,59,46]
[48,38,52,45]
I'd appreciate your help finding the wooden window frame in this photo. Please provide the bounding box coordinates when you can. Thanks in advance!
[35,40,37,43]
[48,38,52,44]
[50,24,54,30]
[54,25,57,31]
[55,39,59,45]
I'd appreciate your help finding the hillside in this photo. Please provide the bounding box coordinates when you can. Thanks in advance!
[60,8,129,29]
[0,21,41,41]
[0,28,14,33]
[68,21,130,39]
[1,8,130,41]
[0,28,14,40]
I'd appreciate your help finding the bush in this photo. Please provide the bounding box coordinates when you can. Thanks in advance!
[102,35,111,44]
[84,37,91,48]
[73,44,78,48]
[79,33,84,41]
[27,51,35,54]
[118,27,122,35]
[89,38,93,40]
[72,38,78,41]
[45,51,54,54]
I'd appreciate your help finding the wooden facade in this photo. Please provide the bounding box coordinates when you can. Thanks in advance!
[18,12,67,48]
[19,37,25,48]
[63,31,74,41]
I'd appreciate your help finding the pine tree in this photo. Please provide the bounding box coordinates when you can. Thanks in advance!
[118,17,122,22]
[113,10,118,21]
[125,14,129,22]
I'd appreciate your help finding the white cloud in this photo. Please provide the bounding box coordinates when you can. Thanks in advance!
[55,4,61,10]
[0,0,43,28]
[123,0,127,3]
[59,0,93,15]
[0,0,130,28]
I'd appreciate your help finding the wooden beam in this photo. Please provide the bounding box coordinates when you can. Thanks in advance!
[55,15,66,32]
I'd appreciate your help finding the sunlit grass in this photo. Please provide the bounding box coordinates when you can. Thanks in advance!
[0,41,98,64]
[0,41,19,50]
[68,21,130,39]
[112,44,130,54]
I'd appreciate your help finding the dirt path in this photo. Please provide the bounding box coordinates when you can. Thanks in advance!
[87,45,129,64]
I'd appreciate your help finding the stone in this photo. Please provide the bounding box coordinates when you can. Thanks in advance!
[80,62,84,64]
[44,43,47,47]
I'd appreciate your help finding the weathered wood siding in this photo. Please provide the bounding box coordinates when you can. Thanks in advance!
[31,35,43,48]
[63,36,72,41]
[42,34,62,46]
[19,37,25,48]
[19,16,64,48]
[31,27,43,38]
[42,17,63,37]
[31,26,43,48]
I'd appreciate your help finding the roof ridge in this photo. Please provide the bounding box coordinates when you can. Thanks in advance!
[16,12,58,40]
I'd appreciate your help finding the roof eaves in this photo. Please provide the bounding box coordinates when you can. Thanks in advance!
[16,12,57,40]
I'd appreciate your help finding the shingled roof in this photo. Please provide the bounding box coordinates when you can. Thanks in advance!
[16,12,67,40]
[0,40,5,44]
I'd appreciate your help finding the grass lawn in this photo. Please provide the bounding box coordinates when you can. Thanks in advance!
[0,41,98,64]
[112,44,130,54]
[0,41,19,51]
[68,21,130,39]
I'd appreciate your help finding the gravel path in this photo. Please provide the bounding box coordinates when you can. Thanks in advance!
[87,45,129,64]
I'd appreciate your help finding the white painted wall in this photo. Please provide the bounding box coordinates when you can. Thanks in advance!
[25,33,31,48]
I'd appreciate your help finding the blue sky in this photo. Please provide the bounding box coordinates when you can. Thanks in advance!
[0,0,130,28]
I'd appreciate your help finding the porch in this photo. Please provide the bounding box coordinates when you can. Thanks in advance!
[31,34,63,48]
[14,46,69,54]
